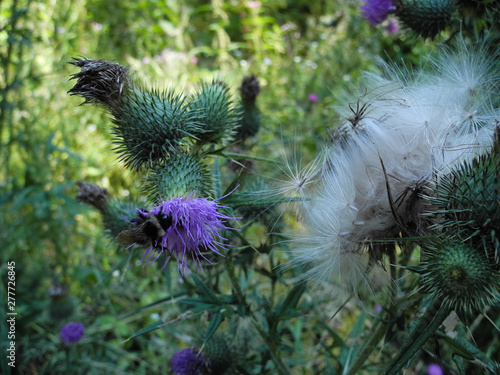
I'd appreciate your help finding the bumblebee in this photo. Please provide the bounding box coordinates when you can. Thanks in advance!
[115,211,172,247]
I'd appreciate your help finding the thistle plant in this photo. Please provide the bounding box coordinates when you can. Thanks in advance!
[60,322,85,345]
[171,335,240,375]
[70,58,243,276]
[67,36,500,374]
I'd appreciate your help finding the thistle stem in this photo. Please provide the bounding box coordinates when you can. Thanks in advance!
[223,255,291,375]
[384,299,451,375]
[346,313,388,375]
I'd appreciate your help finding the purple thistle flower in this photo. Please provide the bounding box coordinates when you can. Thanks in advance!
[60,322,85,344]
[427,364,443,375]
[308,93,318,103]
[136,191,240,275]
[172,347,210,375]
[386,19,399,34]
[360,0,396,25]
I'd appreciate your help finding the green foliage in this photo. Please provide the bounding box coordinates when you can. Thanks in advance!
[1,0,499,374]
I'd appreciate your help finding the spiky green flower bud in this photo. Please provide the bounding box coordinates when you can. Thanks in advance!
[189,80,241,144]
[143,151,212,201]
[395,0,456,38]
[429,125,500,261]
[418,242,500,316]
[203,335,235,374]
[112,88,199,170]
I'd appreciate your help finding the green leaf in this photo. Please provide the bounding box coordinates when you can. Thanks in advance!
[125,320,164,341]
[437,333,475,361]
[384,301,451,375]
[272,283,307,320]
[339,310,366,369]
[204,312,224,342]
[192,274,219,304]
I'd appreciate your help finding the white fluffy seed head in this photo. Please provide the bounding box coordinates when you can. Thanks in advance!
[289,39,500,298]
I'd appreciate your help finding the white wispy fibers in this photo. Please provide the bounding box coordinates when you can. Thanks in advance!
[289,40,500,296]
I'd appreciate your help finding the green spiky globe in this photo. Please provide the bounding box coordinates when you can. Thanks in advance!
[395,0,456,38]
[144,152,212,200]
[203,335,235,374]
[419,242,499,316]
[112,88,199,170]
[189,80,242,144]
[430,129,500,262]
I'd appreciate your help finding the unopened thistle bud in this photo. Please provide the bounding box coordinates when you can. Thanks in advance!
[429,125,500,261]
[189,80,242,144]
[394,0,456,39]
[236,75,261,141]
[202,334,236,374]
[418,242,500,316]
[143,151,212,201]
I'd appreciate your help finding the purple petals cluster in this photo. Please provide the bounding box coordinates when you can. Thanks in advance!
[427,364,443,375]
[308,93,318,103]
[60,322,85,344]
[139,194,239,275]
[171,347,209,375]
[360,0,396,25]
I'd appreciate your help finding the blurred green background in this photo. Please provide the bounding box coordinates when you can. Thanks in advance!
[0,0,439,374]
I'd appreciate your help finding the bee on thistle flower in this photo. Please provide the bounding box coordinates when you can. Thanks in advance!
[117,192,240,276]
[69,58,243,276]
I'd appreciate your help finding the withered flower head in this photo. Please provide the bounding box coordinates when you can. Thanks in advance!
[239,75,261,103]
[76,181,110,211]
[68,57,131,108]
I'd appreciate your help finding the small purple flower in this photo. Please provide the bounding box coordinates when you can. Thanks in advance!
[360,0,396,25]
[60,322,85,344]
[427,363,443,375]
[386,19,399,34]
[172,347,209,375]
[308,93,318,103]
[137,191,240,275]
